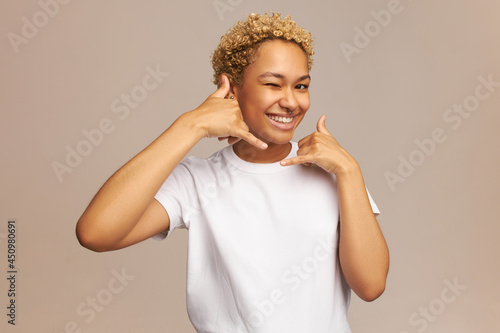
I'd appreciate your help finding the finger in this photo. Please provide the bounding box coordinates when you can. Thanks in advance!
[296,133,308,147]
[218,136,241,145]
[296,144,312,157]
[297,134,312,148]
[280,155,310,167]
[316,115,331,136]
[211,75,231,99]
[235,130,268,150]
[227,136,241,145]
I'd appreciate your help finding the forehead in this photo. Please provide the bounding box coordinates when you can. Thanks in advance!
[245,39,309,79]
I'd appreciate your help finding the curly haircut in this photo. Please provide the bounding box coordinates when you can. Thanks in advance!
[211,12,314,86]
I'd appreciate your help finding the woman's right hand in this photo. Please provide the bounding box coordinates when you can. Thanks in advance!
[186,75,268,150]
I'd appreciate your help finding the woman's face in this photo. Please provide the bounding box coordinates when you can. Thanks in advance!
[233,39,311,146]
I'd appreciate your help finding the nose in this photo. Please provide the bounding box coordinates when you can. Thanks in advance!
[279,87,298,112]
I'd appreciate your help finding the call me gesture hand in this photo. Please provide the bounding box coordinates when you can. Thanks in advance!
[192,75,268,150]
[280,115,360,177]
[281,115,389,302]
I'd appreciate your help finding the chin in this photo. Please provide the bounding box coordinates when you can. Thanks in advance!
[262,133,294,145]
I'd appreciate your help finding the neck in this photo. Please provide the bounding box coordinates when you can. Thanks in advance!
[233,141,291,163]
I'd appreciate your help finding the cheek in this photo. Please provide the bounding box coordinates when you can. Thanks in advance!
[241,91,274,114]
[299,96,311,112]
[253,89,277,106]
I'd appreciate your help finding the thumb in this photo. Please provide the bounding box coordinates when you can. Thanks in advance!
[212,75,231,98]
[317,115,331,135]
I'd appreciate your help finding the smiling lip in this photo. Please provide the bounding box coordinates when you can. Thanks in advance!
[266,113,297,130]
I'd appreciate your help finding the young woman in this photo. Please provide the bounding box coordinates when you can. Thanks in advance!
[77,12,389,332]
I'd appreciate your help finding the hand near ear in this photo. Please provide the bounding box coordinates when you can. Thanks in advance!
[188,75,267,150]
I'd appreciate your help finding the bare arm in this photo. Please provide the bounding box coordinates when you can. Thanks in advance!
[336,165,389,302]
[76,115,200,252]
[280,115,389,301]
[76,75,267,252]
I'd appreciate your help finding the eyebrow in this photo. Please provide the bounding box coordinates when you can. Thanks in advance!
[258,72,311,81]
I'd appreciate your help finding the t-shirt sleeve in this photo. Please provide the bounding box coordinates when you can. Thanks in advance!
[152,161,193,240]
[366,187,381,215]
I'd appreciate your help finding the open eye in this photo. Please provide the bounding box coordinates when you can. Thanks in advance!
[296,84,309,90]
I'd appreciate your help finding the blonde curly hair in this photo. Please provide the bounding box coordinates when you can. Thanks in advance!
[211,12,314,86]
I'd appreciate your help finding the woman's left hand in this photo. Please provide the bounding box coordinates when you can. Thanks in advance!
[280,115,359,176]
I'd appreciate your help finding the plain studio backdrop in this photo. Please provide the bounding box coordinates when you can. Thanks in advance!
[1,0,499,332]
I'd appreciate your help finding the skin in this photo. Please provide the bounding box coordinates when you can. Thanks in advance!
[227,39,311,163]
[76,39,389,302]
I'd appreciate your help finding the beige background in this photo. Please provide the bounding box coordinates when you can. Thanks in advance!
[1,0,499,332]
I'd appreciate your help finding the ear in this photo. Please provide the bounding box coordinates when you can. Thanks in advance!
[219,73,238,99]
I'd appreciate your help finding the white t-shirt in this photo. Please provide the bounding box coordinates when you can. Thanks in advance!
[154,142,380,333]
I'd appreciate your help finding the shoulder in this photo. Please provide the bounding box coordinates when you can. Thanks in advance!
[180,146,227,168]
[174,146,232,181]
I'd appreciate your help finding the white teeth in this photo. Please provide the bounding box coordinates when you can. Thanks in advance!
[268,115,293,124]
